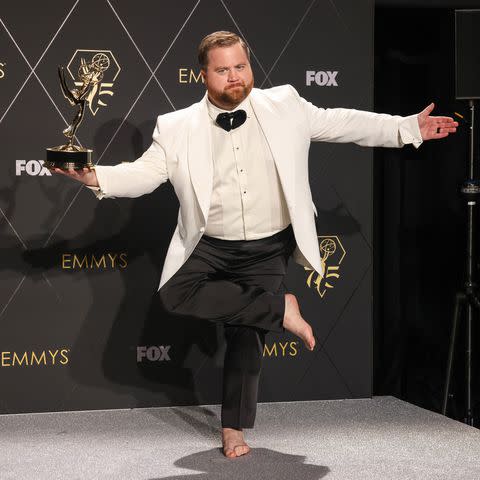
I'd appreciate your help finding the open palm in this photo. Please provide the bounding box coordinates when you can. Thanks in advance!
[418,103,458,140]
[49,166,99,187]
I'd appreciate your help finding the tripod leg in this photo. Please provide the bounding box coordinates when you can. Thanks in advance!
[466,302,474,426]
[442,293,465,415]
[465,291,480,425]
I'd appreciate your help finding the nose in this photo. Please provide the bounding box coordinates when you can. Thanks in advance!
[227,68,238,82]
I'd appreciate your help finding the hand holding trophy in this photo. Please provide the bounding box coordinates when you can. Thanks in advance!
[45,54,110,186]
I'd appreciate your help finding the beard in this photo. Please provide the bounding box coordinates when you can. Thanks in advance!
[210,78,254,109]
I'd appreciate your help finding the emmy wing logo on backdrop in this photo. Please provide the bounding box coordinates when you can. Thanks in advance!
[66,50,121,116]
[304,236,346,298]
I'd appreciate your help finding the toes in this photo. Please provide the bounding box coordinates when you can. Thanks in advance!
[223,444,251,457]
[234,444,251,456]
[223,448,236,458]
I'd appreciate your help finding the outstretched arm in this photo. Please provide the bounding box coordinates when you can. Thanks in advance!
[89,135,169,199]
[49,117,169,199]
[289,85,457,148]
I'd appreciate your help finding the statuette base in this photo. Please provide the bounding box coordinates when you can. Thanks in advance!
[45,146,94,170]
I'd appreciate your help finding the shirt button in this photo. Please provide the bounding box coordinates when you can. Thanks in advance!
[240,169,243,172]
[199,227,205,233]
[243,191,246,194]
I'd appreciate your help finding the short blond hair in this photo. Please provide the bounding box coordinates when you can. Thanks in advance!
[198,31,250,69]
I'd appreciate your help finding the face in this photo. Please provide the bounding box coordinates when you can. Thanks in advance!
[201,43,254,110]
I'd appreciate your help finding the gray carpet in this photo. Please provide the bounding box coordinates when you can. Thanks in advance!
[0,396,478,479]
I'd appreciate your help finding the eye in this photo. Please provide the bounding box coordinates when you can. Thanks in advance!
[236,65,245,70]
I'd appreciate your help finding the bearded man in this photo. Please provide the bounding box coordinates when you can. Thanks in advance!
[51,31,457,458]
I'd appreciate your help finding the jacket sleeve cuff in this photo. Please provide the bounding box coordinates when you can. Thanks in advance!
[84,185,106,199]
[398,114,423,149]
[84,166,114,199]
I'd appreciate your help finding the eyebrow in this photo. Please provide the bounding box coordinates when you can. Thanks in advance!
[215,63,246,70]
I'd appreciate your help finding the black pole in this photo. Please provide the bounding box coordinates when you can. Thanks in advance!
[442,99,478,426]
[465,100,475,426]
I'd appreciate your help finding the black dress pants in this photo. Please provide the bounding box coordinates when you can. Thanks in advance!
[159,223,296,429]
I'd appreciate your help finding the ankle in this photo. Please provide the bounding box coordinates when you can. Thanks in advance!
[222,427,242,432]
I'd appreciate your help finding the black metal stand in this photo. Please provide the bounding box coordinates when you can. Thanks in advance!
[442,99,479,426]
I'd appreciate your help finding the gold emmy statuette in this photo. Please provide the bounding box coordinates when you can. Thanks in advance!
[45,53,110,170]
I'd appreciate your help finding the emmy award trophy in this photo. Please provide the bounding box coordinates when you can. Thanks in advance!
[45,53,110,170]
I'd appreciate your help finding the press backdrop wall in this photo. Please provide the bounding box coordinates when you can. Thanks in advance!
[0,0,374,414]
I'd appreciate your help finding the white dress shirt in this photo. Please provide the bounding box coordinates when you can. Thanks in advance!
[204,95,291,240]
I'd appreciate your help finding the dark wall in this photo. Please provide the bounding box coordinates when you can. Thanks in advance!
[374,6,480,421]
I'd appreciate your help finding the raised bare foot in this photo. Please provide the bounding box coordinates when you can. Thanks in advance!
[283,293,316,351]
[221,427,251,458]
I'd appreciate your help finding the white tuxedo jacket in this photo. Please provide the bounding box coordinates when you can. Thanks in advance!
[91,84,422,291]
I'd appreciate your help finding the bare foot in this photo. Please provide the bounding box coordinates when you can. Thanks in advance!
[283,293,316,351]
[222,427,251,458]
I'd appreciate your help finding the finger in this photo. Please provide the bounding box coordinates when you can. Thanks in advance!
[67,167,79,178]
[435,126,457,134]
[431,116,457,124]
[421,102,435,116]
[430,121,458,132]
[431,132,449,139]
[439,121,459,127]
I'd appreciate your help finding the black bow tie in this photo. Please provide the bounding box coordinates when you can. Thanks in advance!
[215,109,247,132]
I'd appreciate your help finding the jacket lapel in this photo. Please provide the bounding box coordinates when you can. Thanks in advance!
[187,93,213,224]
[249,88,295,206]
